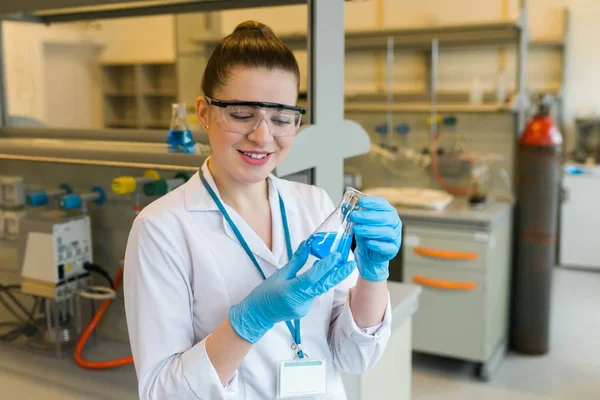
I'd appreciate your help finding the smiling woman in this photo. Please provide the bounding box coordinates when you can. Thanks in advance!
[124,19,400,400]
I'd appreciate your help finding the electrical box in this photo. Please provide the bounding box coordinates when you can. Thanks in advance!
[18,211,92,300]
[0,176,26,208]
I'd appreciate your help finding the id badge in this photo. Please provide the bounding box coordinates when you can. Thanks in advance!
[277,359,327,398]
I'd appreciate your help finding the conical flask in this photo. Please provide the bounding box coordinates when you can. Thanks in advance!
[306,187,365,261]
[167,103,195,154]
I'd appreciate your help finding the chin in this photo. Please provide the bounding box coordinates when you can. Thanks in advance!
[233,158,277,184]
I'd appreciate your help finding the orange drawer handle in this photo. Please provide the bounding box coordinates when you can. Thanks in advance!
[413,275,478,291]
[413,247,478,261]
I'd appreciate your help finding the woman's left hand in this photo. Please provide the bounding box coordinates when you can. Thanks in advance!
[348,196,402,282]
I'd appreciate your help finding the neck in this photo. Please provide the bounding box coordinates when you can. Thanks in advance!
[207,158,269,211]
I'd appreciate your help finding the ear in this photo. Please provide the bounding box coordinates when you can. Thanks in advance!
[196,96,210,128]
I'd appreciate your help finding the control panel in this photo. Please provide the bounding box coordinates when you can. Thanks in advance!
[19,214,93,300]
[53,217,93,282]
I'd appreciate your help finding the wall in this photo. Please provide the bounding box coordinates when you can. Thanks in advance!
[2,16,175,127]
[2,21,94,124]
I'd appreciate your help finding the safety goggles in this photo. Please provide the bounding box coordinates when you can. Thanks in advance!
[205,96,306,137]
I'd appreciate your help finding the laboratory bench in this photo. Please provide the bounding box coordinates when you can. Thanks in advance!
[390,199,513,381]
[0,282,420,400]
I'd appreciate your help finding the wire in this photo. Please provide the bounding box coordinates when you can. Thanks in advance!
[83,263,114,289]
[0,297,40,342]
[1,285,31,319]
[74,266,133,369]
[74,286,116,300]
[0,284,31,323]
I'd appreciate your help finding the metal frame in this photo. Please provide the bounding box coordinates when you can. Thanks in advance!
[194,19,527,51]
[0,20,7,128]
[0,0,305,23]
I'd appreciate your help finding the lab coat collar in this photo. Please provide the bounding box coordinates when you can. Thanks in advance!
[184,157,290,214]
[184,157,293,269]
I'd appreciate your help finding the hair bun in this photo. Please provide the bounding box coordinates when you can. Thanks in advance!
[233,20,275,36]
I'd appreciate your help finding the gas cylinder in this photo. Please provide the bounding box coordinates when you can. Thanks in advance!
[511,95,563,355]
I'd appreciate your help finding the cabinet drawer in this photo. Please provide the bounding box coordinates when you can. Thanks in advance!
[405,262,486,361]
[403,227,490,270]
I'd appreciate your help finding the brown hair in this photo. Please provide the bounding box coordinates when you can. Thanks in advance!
[201,20,300,97]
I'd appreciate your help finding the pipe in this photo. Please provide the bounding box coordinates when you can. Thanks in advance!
[74,267,133,369]
[0,153,201,172]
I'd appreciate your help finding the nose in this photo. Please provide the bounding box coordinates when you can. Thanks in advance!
[247,117,274,146]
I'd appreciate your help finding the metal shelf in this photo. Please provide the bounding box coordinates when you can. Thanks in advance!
[103,91,137,97]
[142,90,177,97]
[0,137,205,171]
[0,0,306,23]
[194,18,526,51]
[0,127,209,144]
[530,38,565,50]
[345,102,516,114]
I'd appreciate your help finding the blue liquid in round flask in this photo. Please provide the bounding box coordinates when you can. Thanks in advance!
[167,103,195,154]
[306,187,365,261]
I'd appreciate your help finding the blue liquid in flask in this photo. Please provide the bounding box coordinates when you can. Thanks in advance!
[307,232,353,261]
[167,129,195,154]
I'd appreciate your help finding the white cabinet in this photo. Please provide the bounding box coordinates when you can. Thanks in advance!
[560,164,600,270]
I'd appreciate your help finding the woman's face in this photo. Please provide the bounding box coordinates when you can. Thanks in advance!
[197,67,299,185]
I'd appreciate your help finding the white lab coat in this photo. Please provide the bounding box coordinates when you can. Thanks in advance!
[124,159,392,400]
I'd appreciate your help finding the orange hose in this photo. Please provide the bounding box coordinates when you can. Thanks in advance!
[431,134,471,196]
[74,266,134,369]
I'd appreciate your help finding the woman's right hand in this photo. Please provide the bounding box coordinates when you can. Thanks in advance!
[228,242,356,344]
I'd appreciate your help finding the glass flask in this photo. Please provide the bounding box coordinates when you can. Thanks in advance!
[305,187,366,261]
[167,103,195,154]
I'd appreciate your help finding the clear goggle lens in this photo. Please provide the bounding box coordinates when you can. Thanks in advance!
[219,105,302,137]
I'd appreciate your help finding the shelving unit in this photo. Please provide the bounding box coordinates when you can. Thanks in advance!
[101,62,177,130]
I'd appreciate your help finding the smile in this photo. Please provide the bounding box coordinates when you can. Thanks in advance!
[239,151,270,159]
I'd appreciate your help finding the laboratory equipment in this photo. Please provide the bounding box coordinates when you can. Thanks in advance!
[573,117,600,164]
[395,124,410,148]
[363,187,453,211]
[26,184,73,207]
[468,164,491,206]
[559,164,600,270]
[111,170,160,195]
[166,103,195,154]
[112,170,159,215]
[2,209,27,240]
[0,176,25,208]
[143,172,190,197]
[512,94,562,355]
[306,187,365,261]
[17,212,93,356]
[59,187,106,213]
[19,213,92,301]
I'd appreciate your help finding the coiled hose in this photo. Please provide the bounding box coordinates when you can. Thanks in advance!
[74,266,133,369]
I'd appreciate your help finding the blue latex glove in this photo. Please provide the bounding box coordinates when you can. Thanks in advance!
[229,242,357,344]
[349,196,402,282]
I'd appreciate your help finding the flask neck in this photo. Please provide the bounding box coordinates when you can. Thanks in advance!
[339,187,365,214]
[170,104,189,130]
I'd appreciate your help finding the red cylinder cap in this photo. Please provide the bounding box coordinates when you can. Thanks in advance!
[520,115,563,147]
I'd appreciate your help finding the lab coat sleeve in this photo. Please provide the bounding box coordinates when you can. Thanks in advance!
[316,188,392,374]
[124,214,238,400]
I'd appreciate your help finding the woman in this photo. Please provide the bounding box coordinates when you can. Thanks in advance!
[124,20,402,400]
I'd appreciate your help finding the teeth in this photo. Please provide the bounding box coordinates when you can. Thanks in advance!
[242,152,268,159]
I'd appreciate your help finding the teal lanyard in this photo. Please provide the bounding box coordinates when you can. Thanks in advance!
[199,172,304,358]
